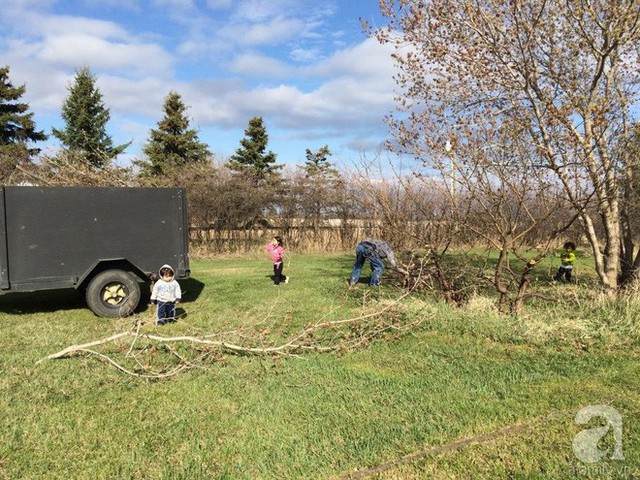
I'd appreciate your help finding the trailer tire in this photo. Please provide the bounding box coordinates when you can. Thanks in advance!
[86,269,141,317]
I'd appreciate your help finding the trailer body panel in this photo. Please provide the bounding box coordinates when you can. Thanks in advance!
[0,186,189,293]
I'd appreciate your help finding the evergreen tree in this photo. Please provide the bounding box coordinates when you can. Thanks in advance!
[0,65,47,180]
[138,91,211,177]
[0,65,47,152]
[303,145,336,178]
[0,65,47,151]
[299,145,342,225]
[226,116,281,181]
[52,67,129,168]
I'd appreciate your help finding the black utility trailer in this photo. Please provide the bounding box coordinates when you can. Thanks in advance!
[0,186,190,317]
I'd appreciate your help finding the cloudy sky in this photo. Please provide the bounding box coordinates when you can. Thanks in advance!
[1,0,401,168]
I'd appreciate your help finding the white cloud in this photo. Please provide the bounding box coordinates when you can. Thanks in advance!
[176,39,207,57]
[289,47,322,63]
[97,76,178,117]
[10,64,69,111]
[18,13,130,39]
[180,38,396,136]
[219,16,306,46]
[309,37,396,79]
[149,31,397,140]
[114,117,155,153]
[1,0,55,16]
[212,0,337,48]
[231,0,302,23]
[37,34,173,75]
[228,53,292,77]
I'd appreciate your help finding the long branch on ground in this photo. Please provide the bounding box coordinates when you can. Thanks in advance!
[37,283,428,379]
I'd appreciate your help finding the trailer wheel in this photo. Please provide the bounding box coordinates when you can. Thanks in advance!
[86,270,141,317]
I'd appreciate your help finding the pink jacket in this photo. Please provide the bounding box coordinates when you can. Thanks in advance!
[266,243,284,263]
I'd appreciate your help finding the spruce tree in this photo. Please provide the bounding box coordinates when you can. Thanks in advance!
[227,116,281,181]
[303,145,336,178]
[299,145,342,226]
[0,65,47,152]
[138,91,211,177]
[0,65,47,180]
[52,67,129,168]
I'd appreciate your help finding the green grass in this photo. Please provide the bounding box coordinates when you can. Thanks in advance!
[0,254,638,479]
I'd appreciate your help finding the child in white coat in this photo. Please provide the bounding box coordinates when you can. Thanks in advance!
[150,264,182,325]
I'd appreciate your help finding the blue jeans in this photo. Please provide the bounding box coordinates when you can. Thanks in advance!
[350,242,384,286]
[156,301,176,324]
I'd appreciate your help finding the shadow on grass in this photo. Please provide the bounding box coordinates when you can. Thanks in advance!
[265,274,291,285]
[347,276,375,286]
[0,288,86,315]
[178,277,205,302]
[0,277,206,317]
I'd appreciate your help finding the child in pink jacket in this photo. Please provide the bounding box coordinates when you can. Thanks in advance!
[266,235,288,285]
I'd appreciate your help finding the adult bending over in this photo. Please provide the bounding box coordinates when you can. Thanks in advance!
[349,239,404,287]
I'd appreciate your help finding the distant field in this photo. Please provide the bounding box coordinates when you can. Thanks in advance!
[0,254,637,479]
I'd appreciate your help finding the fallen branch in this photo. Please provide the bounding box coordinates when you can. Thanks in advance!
[37,289,428,378]
[36,332,132,363]
[70,348,193,379]
[39,307,419,362]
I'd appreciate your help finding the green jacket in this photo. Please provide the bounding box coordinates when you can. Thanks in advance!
[560,250,575,266]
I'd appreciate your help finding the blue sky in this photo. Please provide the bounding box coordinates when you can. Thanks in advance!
[1,0,400,169]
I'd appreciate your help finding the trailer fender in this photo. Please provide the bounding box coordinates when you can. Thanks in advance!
[76,258,150,291]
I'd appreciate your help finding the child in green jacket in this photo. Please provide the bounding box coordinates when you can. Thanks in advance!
[554,241,576,282]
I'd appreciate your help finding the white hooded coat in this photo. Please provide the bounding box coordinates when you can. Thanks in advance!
[150,264,182,303]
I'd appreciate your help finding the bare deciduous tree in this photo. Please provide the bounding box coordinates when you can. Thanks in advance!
[371,0,640,291]
[451,124,577,313]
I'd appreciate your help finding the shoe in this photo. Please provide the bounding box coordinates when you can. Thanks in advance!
[284,276,289,284]
[156,320,165,326]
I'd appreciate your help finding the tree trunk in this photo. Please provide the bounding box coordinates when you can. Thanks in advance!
[581,208,620,292]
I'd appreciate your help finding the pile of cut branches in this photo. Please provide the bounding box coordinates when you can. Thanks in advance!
[37,293,428,379]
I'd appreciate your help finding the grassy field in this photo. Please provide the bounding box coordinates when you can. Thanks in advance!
[0,253,638,479]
